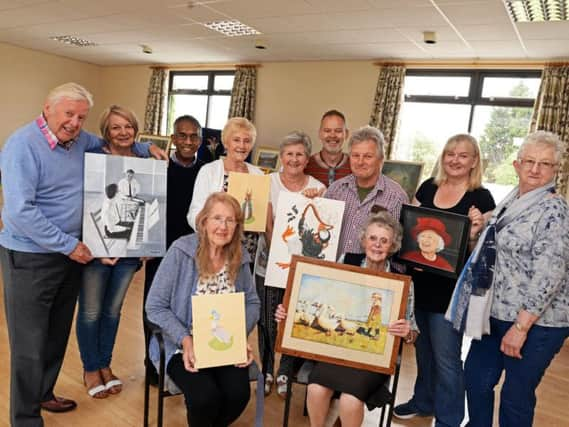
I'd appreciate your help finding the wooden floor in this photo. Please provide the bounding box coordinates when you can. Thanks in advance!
[0,268,568,427]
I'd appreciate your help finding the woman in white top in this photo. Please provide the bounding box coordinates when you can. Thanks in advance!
[187,117,263,263]
[255,131,325,397]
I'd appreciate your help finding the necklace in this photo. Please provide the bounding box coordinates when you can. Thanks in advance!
[319,152,345,185]
[319,151,345,169]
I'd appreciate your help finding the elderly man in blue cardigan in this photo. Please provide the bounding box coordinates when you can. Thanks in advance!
[0,82,165,427]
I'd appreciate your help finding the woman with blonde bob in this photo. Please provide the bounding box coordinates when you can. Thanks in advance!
[146,192,260,427]
[76,104,148,398]
[394,134,496,426]
[188,118,262,224]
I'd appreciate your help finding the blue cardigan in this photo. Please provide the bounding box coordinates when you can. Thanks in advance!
[0,120,150,254]
[145,233,260,368]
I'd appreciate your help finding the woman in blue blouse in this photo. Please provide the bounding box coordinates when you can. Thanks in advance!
[459,131,569,427]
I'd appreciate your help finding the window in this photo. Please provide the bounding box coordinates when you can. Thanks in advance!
[393,70,541,201]
[167,71,235,132]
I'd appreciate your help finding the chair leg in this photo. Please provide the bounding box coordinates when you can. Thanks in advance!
[143,366,150,427]
[157,357,166,427]
[379,404,386,427]
[282,368,294,427]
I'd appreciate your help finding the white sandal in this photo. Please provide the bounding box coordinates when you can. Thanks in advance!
[87,384,107,398]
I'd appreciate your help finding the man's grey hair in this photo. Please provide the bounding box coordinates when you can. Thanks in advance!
[279,130,312,157]
[518,130,562,163]
[46,82,94,108]
[347,125,385,158]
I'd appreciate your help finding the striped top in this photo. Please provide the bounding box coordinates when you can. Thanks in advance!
[304,152,351,186]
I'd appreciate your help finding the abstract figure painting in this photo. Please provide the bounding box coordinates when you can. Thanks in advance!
[226,172,270,232]
[83,153,167,257]
[276,257,410,375]
[265,193,345,288]
[191,293,247,369]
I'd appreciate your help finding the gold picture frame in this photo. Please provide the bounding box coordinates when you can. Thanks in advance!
[137,133,173,154]
[253,146,280,171]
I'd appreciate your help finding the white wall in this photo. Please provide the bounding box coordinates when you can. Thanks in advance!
[0,43,102,144]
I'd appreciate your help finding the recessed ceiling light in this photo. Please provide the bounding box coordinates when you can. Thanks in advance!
[505,0,568,22]
[49,35,97,47]
[203,19,261,37]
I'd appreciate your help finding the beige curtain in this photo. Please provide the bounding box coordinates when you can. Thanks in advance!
[228,66,257,120]
[369,64,406,158]
[143,67,168,134]
[530,64,569,195]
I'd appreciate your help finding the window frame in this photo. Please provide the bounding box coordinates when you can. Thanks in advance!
[403,69,542,131]
[167,70,235,131]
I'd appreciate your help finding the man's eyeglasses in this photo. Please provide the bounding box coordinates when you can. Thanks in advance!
[518,158,557,171]
[174,132,201,143]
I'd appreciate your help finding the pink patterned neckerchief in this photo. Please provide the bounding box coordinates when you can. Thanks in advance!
[35,114,75,150]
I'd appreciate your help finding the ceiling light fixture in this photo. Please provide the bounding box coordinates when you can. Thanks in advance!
[49,35,97,47]
[204,19,261,37]
[140,44,153,54]
[505,0,568,22]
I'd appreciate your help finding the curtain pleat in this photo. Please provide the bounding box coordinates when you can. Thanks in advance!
[369,65,406,158]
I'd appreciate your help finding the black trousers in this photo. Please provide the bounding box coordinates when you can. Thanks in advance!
[167,354,250,427]
[0,247,82,427]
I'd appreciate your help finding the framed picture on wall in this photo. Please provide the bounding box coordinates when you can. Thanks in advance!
[254,147,280,171]
[276,256,411,375]
[396,205,471,278]
[382,160,424,202]
[137,133,172,153]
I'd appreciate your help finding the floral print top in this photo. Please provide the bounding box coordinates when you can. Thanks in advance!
[491,194,569,327]
[196,264,233,295]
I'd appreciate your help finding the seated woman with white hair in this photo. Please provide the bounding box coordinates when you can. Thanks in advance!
[276,209,419,427]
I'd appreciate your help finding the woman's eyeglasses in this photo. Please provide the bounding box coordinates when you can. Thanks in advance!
[209,215,237,227]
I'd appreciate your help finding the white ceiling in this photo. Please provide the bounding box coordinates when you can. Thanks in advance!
[0,0,568,66]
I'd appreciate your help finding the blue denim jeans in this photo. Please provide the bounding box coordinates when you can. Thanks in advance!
[410,310,465,427]
[76,258,140,372]
[465,317,569,427]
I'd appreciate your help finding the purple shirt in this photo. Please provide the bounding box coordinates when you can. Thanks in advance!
[325,173,408,255]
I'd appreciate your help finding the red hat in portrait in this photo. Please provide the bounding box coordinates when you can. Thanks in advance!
[411,217,452,246]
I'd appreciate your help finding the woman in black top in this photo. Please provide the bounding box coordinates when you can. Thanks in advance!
[394,134,495,426]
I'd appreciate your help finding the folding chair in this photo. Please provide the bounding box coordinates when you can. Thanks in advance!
[282,341,404,427]
[143,319,265,427]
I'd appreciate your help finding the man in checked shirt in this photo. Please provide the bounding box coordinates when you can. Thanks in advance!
[325,125,408,258]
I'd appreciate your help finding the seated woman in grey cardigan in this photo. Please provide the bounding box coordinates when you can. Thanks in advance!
[146,192,260,427]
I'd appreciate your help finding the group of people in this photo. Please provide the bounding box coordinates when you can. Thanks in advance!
[0,81,567,427]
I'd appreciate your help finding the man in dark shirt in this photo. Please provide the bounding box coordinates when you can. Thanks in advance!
[143,115,205,382]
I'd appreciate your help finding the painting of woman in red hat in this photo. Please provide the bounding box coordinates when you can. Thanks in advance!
[402,217,453,272]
